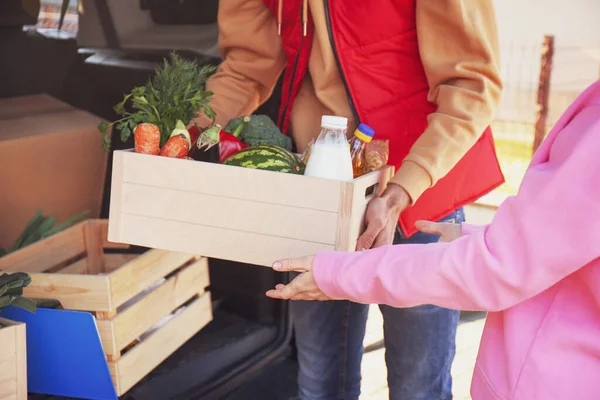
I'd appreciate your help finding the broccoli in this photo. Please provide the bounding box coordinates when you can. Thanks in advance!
[224,115,293,151]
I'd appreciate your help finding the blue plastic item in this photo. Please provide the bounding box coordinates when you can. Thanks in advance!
[0,307,118,400]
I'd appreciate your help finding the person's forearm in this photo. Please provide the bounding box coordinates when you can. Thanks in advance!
[314,106,600,311]
[390,0,502,203]
[192,0,286,128]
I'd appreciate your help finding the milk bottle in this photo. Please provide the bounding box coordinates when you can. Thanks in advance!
[303,116,353,181]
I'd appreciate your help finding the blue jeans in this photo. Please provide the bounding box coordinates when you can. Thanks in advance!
[291,209,464,400]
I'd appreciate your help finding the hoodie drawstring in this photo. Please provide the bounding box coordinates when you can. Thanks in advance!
[278,0,308,36]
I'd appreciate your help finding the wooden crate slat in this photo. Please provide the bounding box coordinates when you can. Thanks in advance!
[108,249,197,309]
[0,356,17,399]
[335,167,394,252]
[97,258,209,353]
[14,324,26,400]
[0,222,85,273]
[96,317,118,357]
[117,151,342,212]
[121,183,339,245]
[117,214,336,267]
[0,320,26,400]
[109,292,212,395]
[57,257,88,275]
[83,221,105,274]
[25,273,112,311]
[103,254,138,273]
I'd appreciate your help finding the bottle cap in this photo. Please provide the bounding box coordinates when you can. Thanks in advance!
[321,115,348,129]
[354,123,375,143]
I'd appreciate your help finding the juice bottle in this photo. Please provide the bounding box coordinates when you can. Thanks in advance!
[303,116,353,181]
[349,123,375,178]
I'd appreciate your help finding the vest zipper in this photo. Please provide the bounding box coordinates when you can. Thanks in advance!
[279,7,305,129]
[323,0,360,124]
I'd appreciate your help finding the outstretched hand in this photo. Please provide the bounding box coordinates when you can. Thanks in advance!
[265,219,463,302]
[265,256,332,301]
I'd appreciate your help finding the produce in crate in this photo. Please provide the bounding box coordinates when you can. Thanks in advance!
[219,117,250,162]
[159,120,192,158]
[224,145,305,174]
[224,115,293,151]
[188,119,250,163]
[0,272,36,323]
[133,123,161,155]
[0,210,89,257]
[98,52,216,151]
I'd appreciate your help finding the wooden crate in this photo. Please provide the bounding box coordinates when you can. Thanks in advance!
[0,220,212,396]
[0,319,27,400]
[108,150,394,266]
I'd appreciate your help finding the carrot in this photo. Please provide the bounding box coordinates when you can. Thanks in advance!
[134,123,161,155]
[159,135,189,158]
[159,120,192,158]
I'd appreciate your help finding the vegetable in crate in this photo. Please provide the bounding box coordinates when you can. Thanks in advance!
[0,272,36,326]
[134,123,161,155]
[98,52,216,151]
[0,210,89,257]
[224,115,292,151]
[219,117,249,162]
[224,145,305,174]
[188,124,221,163]
[159,120,192,158]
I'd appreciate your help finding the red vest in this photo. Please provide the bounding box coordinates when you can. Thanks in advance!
[264,0,504,237]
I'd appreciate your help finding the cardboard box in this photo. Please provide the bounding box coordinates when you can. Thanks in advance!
[0,94,108,249]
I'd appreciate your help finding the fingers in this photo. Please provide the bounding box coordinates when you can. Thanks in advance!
[272,256,313,272]
[356,221,383,250]
[415,220,442,235]
[371,223,396,248]
[266,275,303,299]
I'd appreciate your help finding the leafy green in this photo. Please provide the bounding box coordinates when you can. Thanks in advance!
[2,210,89,258]
[0,272,36,316]
[99,53,217,151]
[224,115,292,151]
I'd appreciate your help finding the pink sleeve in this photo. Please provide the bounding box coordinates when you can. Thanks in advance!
[461,223,486,236]
[313,106,600,311]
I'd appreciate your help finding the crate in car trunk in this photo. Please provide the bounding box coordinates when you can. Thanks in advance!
[0,219,212,396]
[108,150,394,266]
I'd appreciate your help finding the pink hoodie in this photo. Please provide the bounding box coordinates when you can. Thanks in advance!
[312,80,600,400]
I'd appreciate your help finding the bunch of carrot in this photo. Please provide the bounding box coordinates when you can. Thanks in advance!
[134,121,191,158]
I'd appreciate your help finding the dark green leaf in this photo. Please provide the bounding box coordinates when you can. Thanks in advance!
[41,210,89,239]
[10,296,37,314]
[102,133,112,152]
[0,248,6,258]
[113,94,132,116]
[98,121,109,135]
[10,211,44,252]
[120,125,132,143]
[132,86,146,97]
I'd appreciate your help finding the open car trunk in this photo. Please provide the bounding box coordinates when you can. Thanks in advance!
[2,1,298,398]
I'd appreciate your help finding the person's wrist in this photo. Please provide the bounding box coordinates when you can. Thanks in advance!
[381,183,410,212]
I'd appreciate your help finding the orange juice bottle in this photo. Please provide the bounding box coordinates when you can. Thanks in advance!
[349,123,375,178]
